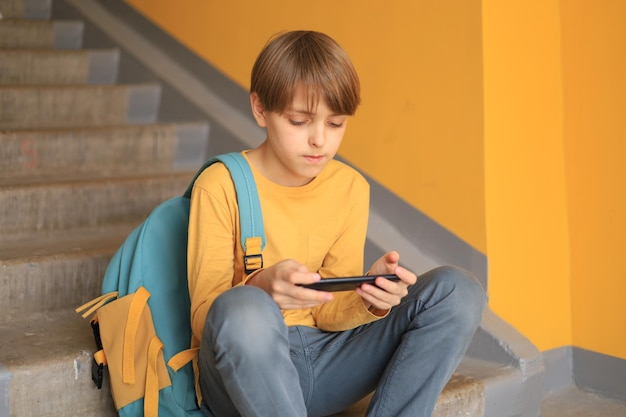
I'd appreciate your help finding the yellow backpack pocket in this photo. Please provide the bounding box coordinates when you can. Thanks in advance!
[77,286,171,416]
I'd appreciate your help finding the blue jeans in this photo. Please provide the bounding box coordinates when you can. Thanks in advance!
[198,265,486,417]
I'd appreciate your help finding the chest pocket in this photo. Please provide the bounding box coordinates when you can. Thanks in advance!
[305,234,337,272]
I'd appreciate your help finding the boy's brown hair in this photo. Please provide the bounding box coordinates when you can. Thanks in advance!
[250,30,361,116]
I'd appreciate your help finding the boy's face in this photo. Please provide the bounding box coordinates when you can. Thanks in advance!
[251,85,348,187]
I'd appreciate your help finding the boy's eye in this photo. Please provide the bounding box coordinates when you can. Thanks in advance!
[289,119,307,126]
[328,118,347,128]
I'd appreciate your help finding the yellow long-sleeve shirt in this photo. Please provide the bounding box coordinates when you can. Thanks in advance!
[187,151,381,351]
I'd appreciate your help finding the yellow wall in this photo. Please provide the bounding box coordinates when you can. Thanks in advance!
[482,0,572,351]
[482,0,626,358]
[123,0,626,360]
[560,0,626,359]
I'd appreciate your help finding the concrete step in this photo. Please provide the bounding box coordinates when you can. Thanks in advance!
[0,309,118,417]
[432,370,486,417]
[541,385,626,417]
[0,0,52,19]
[0,123,209,178]
[0,19,83,49]
[0,48,119,85]
[0,224,136,324]
[0,171,193,238]
[0,83,160,129]
[332,362,489,417]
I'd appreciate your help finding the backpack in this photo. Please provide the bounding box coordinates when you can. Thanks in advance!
[76,152,265,417]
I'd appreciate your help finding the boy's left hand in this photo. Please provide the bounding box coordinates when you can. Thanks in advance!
[357,251,417,312]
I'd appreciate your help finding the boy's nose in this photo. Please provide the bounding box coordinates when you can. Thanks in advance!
[309,124,326,148]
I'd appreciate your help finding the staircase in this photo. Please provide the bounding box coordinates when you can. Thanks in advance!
[0,1,539,416]
[0,0,207,415]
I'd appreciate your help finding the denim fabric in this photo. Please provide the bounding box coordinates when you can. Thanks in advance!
[199,265,486,417]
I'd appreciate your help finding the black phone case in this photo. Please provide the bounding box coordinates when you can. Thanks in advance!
[301,274,399,292]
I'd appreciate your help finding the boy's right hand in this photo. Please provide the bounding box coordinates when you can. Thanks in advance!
[246,259,333,309]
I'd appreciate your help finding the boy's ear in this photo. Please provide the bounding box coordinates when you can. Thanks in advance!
[250,93,268,127]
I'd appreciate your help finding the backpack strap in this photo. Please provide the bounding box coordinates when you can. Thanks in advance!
[184,152,266,274]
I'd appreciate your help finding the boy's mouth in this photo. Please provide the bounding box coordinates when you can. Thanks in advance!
[304,155,324,163]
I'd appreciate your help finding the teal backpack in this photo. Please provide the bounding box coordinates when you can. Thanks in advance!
[76,152,265,417]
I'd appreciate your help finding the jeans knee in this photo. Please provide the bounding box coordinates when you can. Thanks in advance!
[205,286,285,353]
[208,286,275,319]
[420,265,486,327]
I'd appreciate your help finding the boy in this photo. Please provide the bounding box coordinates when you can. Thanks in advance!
[188,30,486,417]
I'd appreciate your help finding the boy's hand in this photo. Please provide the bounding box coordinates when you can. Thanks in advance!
[246,259,333,309]
[357,251,416,312]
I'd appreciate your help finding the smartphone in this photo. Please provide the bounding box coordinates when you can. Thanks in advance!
[300,274,399,292]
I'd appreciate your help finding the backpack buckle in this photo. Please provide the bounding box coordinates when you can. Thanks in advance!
[244,254,263,274]
[92,357,104,389]
[91,320,102,350]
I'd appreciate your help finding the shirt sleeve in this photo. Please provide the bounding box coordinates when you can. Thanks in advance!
[187,164,242,342]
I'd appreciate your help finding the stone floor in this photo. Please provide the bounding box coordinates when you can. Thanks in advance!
[330,371,485,417]
[541,385,626,417]
[332,384,626,417]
